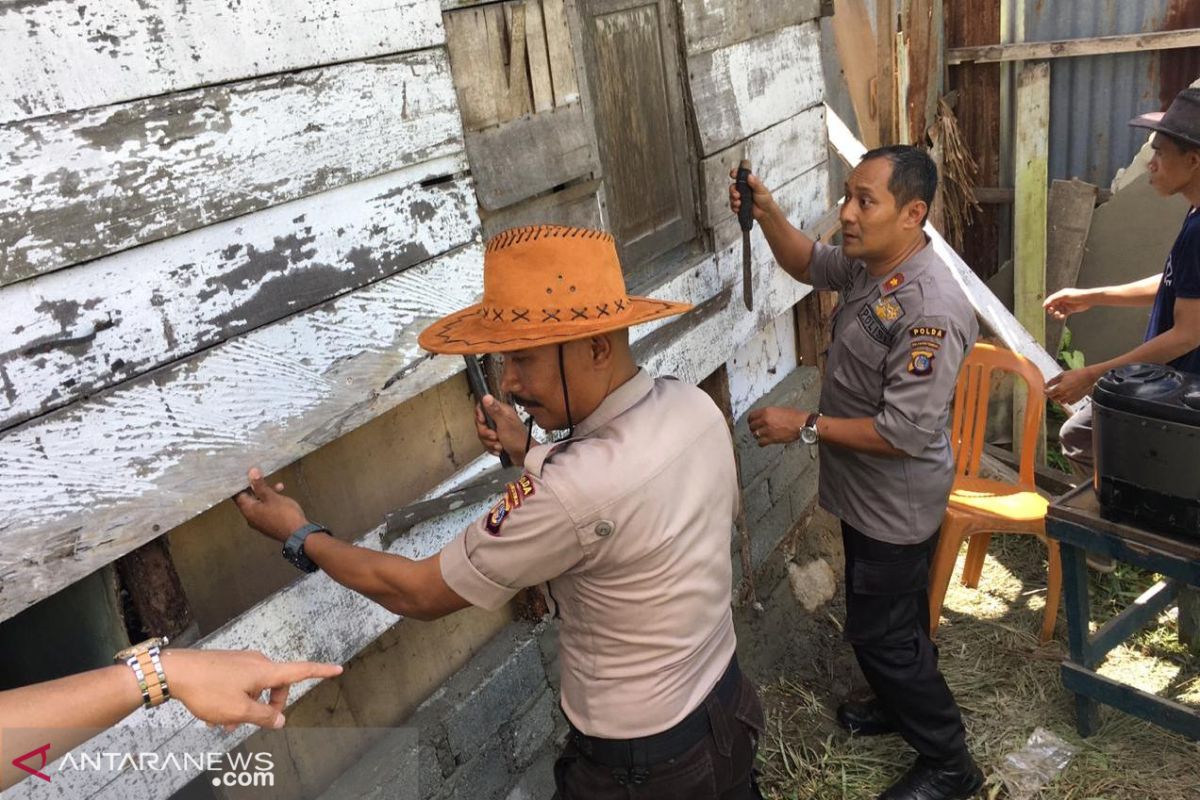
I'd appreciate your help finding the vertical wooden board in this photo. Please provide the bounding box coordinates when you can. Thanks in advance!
[876,0,896,144]
[581,0,696,267]
[1045,178,1097,357]
[445,7,502,131]
[830,0,880,148]
[0,243,486,625]
[1014,61,1050,349]
[687,22,824,155]
[0,52,463,286]
[902,0,936,145]
[947,0,1002,279]
[700,106,827,235]
[465,103,598,210]
[0,157,476,430]
[543,0,581,106]
[0,0,445,125]
[678,0,823,56]
[504,3,534,120]
[526,1,556,112]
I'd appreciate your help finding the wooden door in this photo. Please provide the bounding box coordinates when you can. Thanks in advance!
[578,0,697,270]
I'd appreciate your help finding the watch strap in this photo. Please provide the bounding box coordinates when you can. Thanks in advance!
[283,523,331,573]
[117,637,170,709]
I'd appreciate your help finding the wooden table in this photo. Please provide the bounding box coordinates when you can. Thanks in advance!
[1045,485,1200,739]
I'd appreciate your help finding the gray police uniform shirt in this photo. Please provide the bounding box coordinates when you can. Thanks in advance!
[809,239,978,545]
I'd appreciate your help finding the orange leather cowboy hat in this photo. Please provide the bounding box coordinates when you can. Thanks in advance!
[418,225,692,355]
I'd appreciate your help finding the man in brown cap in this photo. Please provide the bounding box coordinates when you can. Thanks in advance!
[233,225,766,799]
[1046,87,1200,476]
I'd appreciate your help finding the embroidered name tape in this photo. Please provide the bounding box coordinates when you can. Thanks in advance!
[910,326,946,339]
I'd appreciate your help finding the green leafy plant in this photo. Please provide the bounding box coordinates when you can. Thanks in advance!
[1058,326,1086,370]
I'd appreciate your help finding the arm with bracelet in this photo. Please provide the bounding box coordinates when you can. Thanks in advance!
[0,647,342,790]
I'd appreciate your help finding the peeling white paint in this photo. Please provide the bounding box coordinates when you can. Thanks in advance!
[0,154,473,429]
[728,311,799,419]
[0,0,445,124]
[0,243,485,623]
[687,22,823,155]
[0,50,462,282]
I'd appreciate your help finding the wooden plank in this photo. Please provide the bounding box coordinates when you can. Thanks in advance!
[0,156,475,432]
[876,0,896,144]
[687,21,824,155]
[1045,178,1097,357]
[947,28,1200,66]
[678,0,822,57]
[1061,662,1200,741]
[478,179,605,238]
[947,0,1002,279]
[699,106,826,235]
[445,6,504,131]
[0,52,462,287]
[464,103,598,210]
[502,3,533,120]
[1013,61,1049,347]
[829,0,880,148]
[1090,580,1179,667]
[0,0,444,125]
[825,106,1073,398]
[543,0,581,106]
[901,0,938,145]
[526,0,556,113]
[0,242,485,625]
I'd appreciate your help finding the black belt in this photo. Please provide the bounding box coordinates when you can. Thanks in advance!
[570,654,742,768]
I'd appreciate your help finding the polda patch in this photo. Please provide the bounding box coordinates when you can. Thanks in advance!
[484,475,536,536]
[910,325,946,339]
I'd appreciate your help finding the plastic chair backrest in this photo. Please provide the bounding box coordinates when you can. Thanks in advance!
[949,343,1046,492]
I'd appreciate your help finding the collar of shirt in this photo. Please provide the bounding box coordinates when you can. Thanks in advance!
[846,237,936,304]
[523,368,655,473]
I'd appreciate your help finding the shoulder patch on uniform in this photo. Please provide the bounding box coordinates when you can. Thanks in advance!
[484,474,536,536]
[910,325,946,339]
[884,272,905,292]
[908,348,936,377]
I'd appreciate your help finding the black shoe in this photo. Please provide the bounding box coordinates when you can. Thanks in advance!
[836,699,897,736]
[877,756,984,800]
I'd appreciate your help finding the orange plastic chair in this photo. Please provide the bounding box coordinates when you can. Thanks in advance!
[927,343,1061,644]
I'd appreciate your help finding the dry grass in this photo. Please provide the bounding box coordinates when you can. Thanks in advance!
[755,534,1200,799]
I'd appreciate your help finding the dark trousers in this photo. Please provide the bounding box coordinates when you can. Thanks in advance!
[842,522,969,766]
[551,664,765,799]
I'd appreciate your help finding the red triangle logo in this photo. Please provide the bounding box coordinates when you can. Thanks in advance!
[12,743,52,782]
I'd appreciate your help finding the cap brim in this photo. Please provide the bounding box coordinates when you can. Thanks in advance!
[1129,111,1200,148]
[418,296,693,355]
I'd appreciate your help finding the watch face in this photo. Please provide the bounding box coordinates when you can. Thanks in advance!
[800,427,819,445]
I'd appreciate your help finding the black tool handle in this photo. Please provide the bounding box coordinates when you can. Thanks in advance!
[736,159,754,233]
[463,356,512,467]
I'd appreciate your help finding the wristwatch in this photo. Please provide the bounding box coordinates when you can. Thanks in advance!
[282,523,332,573]
[800,412,821,445]
[114,636,170,709]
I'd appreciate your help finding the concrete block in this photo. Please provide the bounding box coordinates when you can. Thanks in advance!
[317,727,421,800]
[733,367,821,485]
[741,470,772,529]
[445,739,511,800]
[767,447,816,507]
[502,689,557,772]
[404,624,546,765]
[505,752,558,800]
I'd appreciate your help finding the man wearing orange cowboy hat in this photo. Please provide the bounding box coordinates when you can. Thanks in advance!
[233,225,766,799]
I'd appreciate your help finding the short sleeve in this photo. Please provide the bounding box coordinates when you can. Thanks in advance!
[440,473,584,610]
[809,242,857,293]
[873,317,969,456]
[1173,213,1200,298]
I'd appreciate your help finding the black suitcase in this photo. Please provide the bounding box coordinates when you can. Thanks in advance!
[1092,363,1200,540]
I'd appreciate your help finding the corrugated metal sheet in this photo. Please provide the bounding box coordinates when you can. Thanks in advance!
[1023,0,1200,187]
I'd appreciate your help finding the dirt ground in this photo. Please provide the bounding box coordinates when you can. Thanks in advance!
[740,509,1200,800]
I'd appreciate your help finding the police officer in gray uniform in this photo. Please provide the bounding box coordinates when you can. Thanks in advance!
[731,146,982,800]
